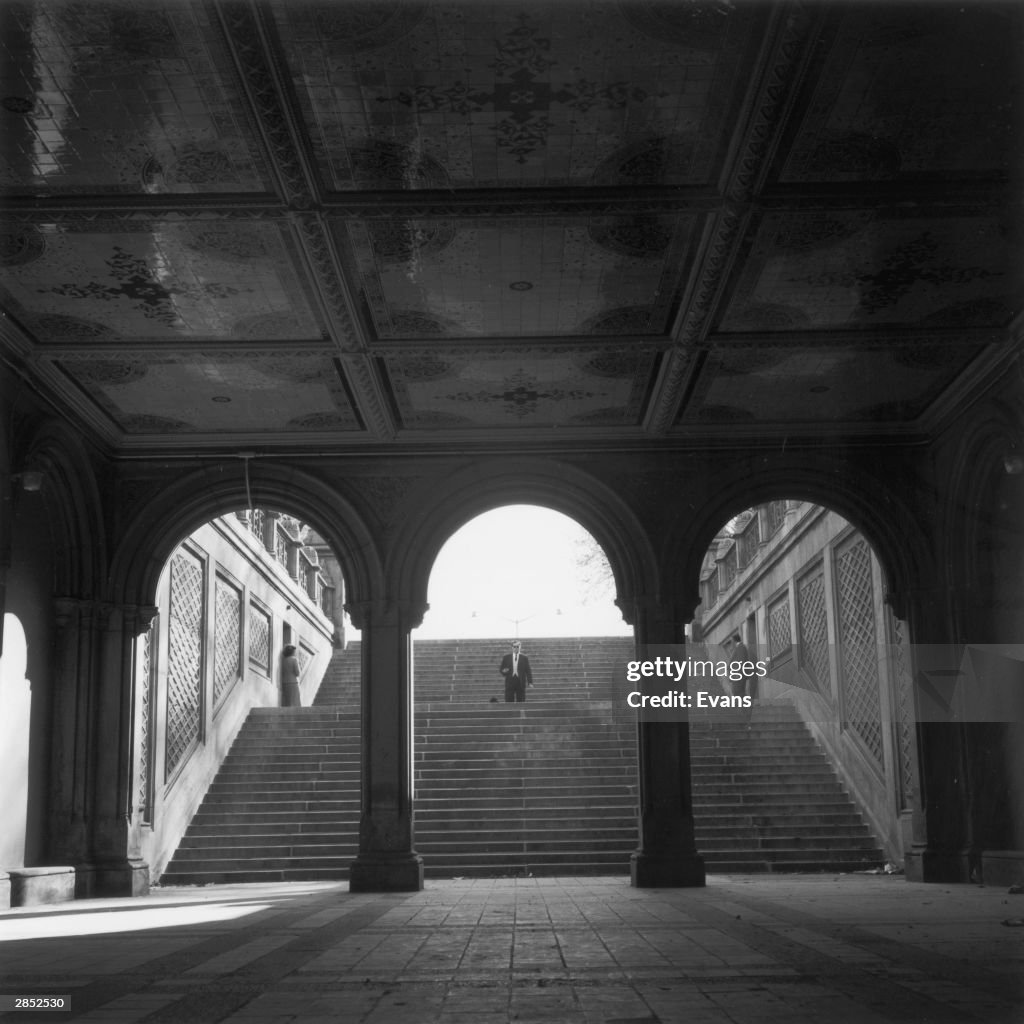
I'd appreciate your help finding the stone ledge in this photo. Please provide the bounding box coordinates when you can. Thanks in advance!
[10,866,76,907]
[982,850,1024,887]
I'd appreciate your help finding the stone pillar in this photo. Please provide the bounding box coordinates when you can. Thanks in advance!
[45,598,95,870]
[628,599,706,888]
[347,600,423,892]
[78,604,155,897]
[893,586,971,883]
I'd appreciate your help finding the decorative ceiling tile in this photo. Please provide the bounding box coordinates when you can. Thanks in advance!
[0,1,272,194]
[780,5,1020,182]
[339,214,697,339]
[271,1,757,189]
[678,343,983,425]
[0,220,322,341]
[718,211,1019,332]
[55,352,361,434]
[385,348,657,428]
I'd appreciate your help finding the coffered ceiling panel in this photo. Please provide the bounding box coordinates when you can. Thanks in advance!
[339,213,698,340]
[779,4,1021,183]
[717,210,1018,334]
[0,1,1019,451]
[678,342,983,426]
[54,352,360,434]
[385,347,657,428]
[0,0,272,194]
[0,220,321,341]
[272,0,760,189]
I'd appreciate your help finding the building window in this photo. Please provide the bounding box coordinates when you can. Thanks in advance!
[720,545,738,590]
[765,500,787,537]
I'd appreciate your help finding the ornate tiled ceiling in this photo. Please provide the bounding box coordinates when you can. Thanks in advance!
[0,0,1021,450]
[271,2,760,189]
[339,213,698,339]
[385,347,657,428]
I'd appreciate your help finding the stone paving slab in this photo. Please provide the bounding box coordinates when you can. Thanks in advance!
[0,876,1021,1022]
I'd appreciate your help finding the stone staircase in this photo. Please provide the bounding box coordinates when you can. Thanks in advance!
[690,705,885,872]
[411,637,631,703]
[312,640,361,705]
[160,637,884,883]
[414,700,638,876]
[158,707,360,885]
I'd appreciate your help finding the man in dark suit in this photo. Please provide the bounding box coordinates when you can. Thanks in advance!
[499,639,533,703]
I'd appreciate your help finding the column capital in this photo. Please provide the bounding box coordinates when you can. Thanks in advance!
[346,598,427,632]
[626,594,690,646]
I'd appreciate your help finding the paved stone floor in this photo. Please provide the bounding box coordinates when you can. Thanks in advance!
[1,875,1022,1023]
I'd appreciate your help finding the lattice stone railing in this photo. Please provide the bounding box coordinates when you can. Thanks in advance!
[214,577,241,707]
[767,595,792,660]
[166,549,203,777]
[797,564,831,699]
[835,536,883,766]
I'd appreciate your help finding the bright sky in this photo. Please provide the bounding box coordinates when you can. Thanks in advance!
[413,505,632,639]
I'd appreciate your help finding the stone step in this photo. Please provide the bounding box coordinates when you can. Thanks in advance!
[205,778,357,794]
[172,838,356,857]
[159,867,351,885]
[163,854,353,873]
[189,814,358,829]
[188,821,356,836]
[221,753,360,765]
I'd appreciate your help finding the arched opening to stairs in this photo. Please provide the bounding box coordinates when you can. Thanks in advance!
[689,499,916,873]
[412,504,637,877]
[138,506,360,886]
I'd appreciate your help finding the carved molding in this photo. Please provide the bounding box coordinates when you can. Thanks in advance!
[723,1,819,202]
[339,354,396,441]
[672,203,749,349]
[646,349,702,435]
[213,1,317,207]
[288,212,365,351]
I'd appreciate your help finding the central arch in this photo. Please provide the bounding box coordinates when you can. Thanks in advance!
[390,459,658,624]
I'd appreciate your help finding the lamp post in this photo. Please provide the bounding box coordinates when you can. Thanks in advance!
[472,609,561,638]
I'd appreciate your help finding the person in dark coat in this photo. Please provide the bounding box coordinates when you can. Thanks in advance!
[499,639,533,703]
[281,644,302,707]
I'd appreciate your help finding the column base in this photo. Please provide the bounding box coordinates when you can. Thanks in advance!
[903,847,970,883]
[349,853,423,892]
[75,859,150,898]
[630,851,706,888]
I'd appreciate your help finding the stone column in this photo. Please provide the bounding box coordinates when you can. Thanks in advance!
[629,599,706,887]
[893,586,971,883]
[79,603,155,897]
[347,600,424,892]
[46,598,96,871]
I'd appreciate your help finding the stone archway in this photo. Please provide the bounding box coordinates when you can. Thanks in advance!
[387,458,658,623]
[383,459,708,887]
[664,455,952,883]
[84,463,384,895]
[109,462,383,615]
